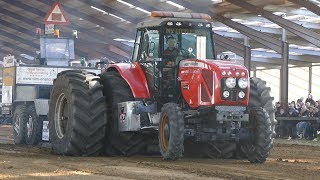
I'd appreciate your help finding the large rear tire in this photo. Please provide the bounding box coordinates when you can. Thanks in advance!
[25,104,42,145]
[249,77,276,136]
[13,104,28,144]
[159,103,184,160]
[242,108,273,163]
[101,71,146,156]
[49,70,107,156]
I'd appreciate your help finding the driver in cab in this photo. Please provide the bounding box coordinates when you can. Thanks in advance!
[163,35,179,67]
[161,35,178,97]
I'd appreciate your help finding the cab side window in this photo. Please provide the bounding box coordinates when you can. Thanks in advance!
[138,29,160,63]
[132,30,142,62]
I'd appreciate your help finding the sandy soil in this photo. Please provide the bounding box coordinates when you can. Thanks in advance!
[0,125,320,179]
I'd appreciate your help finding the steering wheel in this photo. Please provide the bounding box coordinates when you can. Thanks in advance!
[175,48,196,65]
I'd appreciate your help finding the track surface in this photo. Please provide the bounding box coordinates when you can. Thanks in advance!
[1,125,320,179]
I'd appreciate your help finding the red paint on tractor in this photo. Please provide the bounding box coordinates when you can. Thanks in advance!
[106,62,150,98]
[178,59,249,109]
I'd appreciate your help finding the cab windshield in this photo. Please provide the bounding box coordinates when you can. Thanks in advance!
[163,27,214,60]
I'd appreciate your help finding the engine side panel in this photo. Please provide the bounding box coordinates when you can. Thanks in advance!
[106,62,150,98]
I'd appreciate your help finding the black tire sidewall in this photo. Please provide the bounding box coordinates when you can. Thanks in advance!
[245,108,273,163]
[249,77,276,127]
[101,71,134,155]
[159,103,184,160]
[25,105,42,145]
[49,70,107,156]
[13,104,28,144]
[49,75,73,154]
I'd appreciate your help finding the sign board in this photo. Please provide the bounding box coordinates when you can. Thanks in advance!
[2,86,13,104]
[45,24,54,34]
[16,67,58,85]
[42,121,49,141]
[44,0,70,25]
[16,66,101,85]
[2,67,15,86]
[3,55,15,67]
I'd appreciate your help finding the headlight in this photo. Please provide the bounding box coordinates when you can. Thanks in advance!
[223,91,230,98]
[238,78,248,89]
[238,91,245,99]
[225,77,236,88]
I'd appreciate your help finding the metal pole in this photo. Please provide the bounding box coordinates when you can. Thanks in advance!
[280,29,289,108]
[244,36,251,76]
[309,65,313,94]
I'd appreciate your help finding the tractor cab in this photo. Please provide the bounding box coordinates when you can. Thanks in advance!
[132,11,214,101]
[38,37,75,66]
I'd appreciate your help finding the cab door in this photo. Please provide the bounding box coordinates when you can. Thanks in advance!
[137,29,161,98]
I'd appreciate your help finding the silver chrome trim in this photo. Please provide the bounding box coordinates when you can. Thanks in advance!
[215,106,246,112]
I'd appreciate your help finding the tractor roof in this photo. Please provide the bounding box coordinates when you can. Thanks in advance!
[137,11,211,29]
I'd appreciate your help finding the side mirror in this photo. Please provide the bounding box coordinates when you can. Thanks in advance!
[95,61,105,69]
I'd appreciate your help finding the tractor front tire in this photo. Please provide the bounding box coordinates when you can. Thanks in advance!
[159,103,184,160]
[25,105,42,145]
[13,104,28,144]
[49,70,107,156]
[243,108,273,163]
[249,77,276,136]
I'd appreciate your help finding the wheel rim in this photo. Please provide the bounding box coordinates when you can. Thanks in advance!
[55,93,69,139]
[160,113,170,150]
[27,115,33,138]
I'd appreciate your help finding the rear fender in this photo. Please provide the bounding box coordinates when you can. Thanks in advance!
[106,62,150,98]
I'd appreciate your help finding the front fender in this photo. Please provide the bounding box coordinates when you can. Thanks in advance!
[106,62,150,98]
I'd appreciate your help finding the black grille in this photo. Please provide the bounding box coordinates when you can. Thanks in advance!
[221,78,247,101]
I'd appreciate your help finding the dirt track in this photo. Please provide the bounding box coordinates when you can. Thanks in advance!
[1,125,320,179]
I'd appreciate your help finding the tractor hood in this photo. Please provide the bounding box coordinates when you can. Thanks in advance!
[179,59,247,71]
[178,59,249,109]
[206,60,247,69]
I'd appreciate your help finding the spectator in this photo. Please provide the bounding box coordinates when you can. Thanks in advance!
[277,108,287,117]
[315,101,320,110]
[312,122,319,139]
[299,105,309,117]
[297,97,304,105]
[296,121,314,140]
[288,107,299,117]
[305,102,311,109]
[313,107,320,117]
[289,101,297,110]
[278,108,291,138]
[283,107,299,139]
[296,98,304,113]
[305,93,315,106]
[275,102,282,116]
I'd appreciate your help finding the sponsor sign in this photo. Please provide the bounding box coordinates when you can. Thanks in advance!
[2,86,13,104]
[16,67,58,85]
[2,67,15,86]
[3,55,15,67]
[16,66,101,85]
[42,121,49,141]
[45,24,54,34]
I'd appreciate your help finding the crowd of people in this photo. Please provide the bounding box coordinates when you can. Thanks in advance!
[275,93,320,140]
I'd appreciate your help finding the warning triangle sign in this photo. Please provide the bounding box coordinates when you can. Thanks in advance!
[44,0,70,25]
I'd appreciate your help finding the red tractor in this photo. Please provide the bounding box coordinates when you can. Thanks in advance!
[48,11,275,163]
